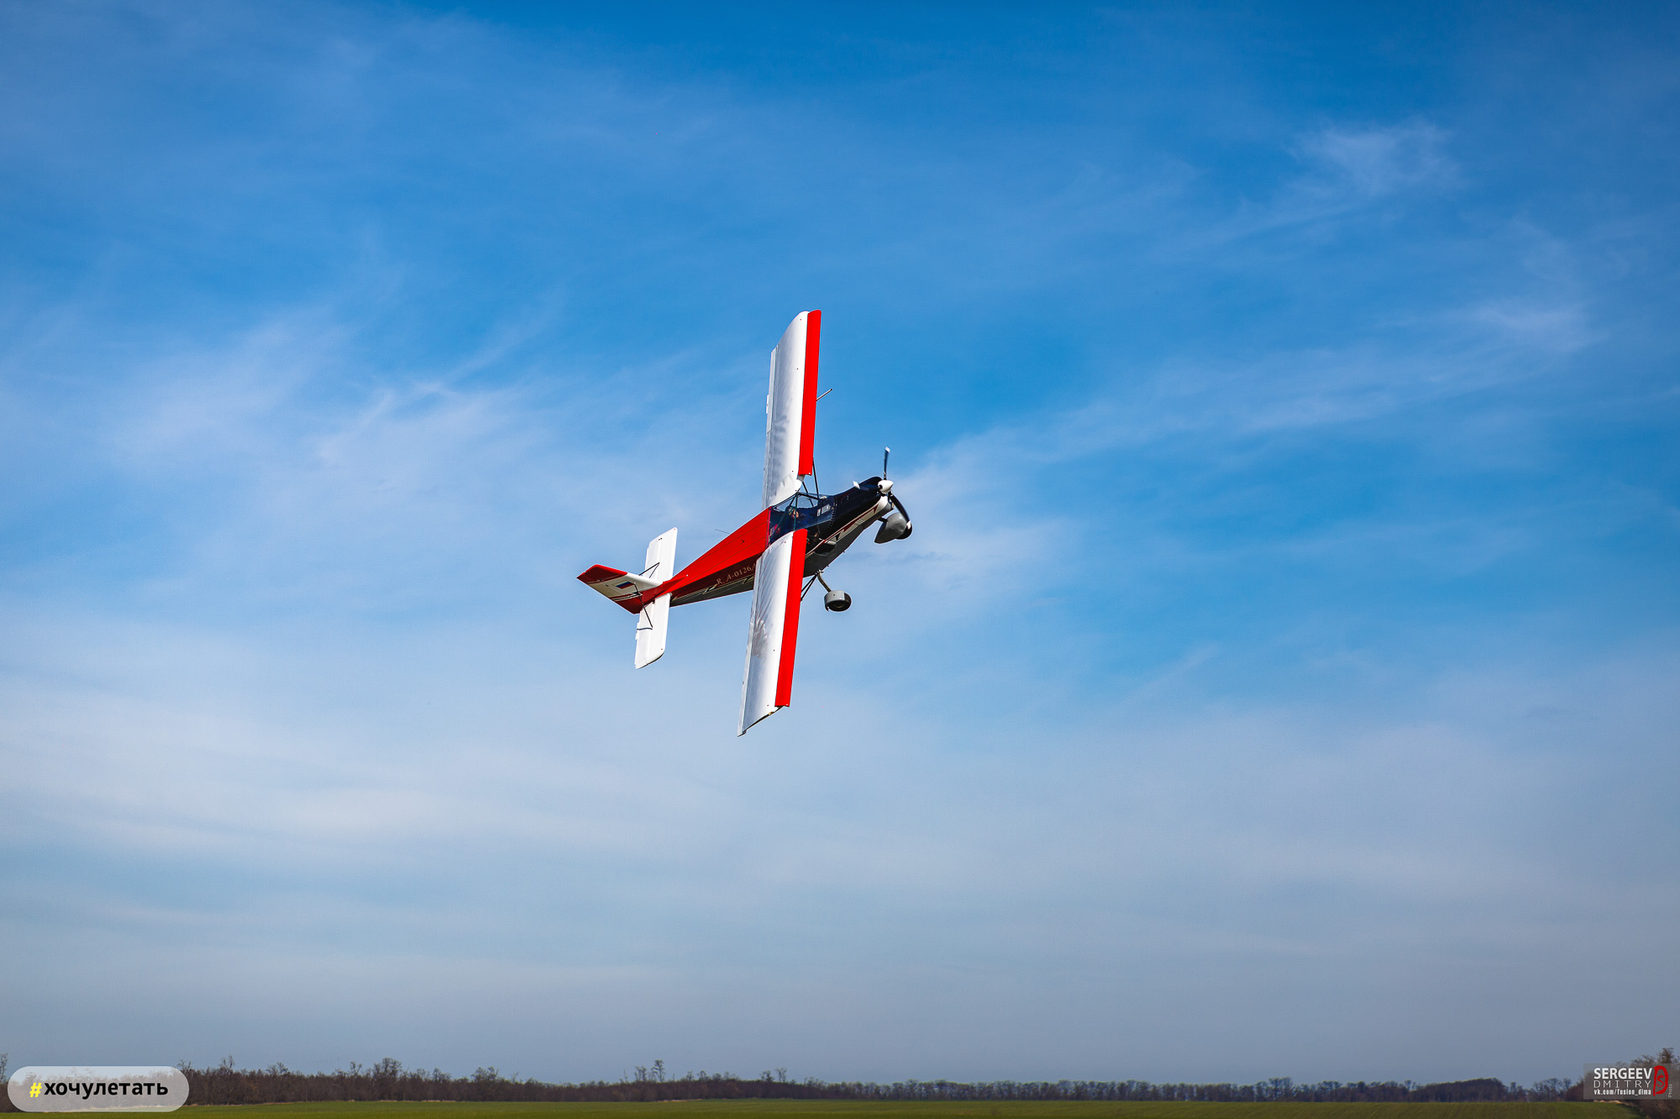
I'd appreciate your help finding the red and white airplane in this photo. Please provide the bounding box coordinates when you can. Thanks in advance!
[579,311,912,734]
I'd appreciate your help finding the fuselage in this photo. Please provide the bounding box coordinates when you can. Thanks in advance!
[642,478,892,610]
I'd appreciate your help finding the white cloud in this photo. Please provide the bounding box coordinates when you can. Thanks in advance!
[1294,121,1455,199]
[5,583,1676,1081]
[1466,298,1592,354]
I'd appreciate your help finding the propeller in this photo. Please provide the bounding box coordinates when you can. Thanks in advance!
[873,445,913,542]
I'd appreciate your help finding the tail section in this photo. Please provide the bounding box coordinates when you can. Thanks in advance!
[634,529,677,668]
[577,529,678,665]
[578,565,658,612]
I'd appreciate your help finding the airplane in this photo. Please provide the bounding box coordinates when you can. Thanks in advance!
[578,310,913,734]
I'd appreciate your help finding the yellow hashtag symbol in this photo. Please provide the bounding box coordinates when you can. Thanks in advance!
[29,1083,43,1098]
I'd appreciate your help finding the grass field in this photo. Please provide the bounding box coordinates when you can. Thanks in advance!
[178,1102,1620,1119]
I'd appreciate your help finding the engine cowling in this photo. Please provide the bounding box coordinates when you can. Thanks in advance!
[874,511,911,543]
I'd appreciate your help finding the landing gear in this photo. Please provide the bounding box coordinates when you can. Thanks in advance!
[817,571,851,612]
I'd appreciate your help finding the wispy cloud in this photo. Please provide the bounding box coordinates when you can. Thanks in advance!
[1464,298,1592,354]
[1294,121,1455,200]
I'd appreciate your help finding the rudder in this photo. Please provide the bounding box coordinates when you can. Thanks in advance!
[634,528,677,668]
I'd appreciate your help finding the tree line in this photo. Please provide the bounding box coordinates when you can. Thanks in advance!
[69,1057,1640,1105]
[1,1050,1673,1110]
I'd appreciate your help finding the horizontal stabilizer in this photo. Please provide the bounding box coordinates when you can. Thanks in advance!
[578,564,658,613]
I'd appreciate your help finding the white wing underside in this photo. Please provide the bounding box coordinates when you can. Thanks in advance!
[761,311,816,509]
[739,310,819,734]
[738,530,800,735]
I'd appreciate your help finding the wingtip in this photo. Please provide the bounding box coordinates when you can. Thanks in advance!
[736,702,787,736]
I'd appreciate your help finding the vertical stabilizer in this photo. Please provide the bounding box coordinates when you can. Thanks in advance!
[634,528,677,668]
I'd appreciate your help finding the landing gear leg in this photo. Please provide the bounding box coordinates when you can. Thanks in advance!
[818,572,851,613]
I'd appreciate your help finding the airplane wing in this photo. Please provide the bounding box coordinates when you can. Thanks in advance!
[738,527,806,735]
[739,310,820,733]
[761,309,821,509]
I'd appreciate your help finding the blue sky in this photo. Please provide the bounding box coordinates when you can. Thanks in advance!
[3,0,1677,1087]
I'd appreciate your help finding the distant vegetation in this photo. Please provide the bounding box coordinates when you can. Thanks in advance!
[1,1050,1673,1115]
[162,1104,1626,1119]
[154,1053,1658,1106]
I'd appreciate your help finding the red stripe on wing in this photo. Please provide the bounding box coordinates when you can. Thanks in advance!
[774,528,806,707]
[797,309,820,478]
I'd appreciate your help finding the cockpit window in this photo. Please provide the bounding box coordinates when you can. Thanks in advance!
[771,492,833,535]
[778,492,823,513]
